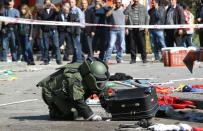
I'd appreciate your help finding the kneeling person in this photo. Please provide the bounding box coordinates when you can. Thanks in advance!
[37,58,110,121]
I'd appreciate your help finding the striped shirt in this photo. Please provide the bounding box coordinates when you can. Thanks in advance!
[131,6,139,25]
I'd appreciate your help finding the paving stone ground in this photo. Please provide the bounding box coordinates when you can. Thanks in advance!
[0,60,203,131]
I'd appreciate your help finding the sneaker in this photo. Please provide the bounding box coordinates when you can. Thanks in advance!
[7,60,12,63]
[56,60,62,65]
[130,59,136,64]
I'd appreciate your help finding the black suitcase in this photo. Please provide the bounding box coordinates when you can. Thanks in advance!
[104,86,159,120]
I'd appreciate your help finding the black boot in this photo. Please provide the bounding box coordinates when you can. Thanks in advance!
[130,59,136,64]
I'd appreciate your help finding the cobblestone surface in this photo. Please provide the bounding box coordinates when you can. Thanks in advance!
[0,61,203,131]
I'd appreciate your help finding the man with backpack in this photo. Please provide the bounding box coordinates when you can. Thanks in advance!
[37,58,110,121]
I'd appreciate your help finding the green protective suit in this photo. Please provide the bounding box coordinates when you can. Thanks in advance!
[37,63,94,120]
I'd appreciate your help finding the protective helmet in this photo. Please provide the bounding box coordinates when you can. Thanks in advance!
[79,57,110,92]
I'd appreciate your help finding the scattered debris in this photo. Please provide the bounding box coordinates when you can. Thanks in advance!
[86,94,100,106]
[177,84,203,93]
[86,98,100,106]
[0,76,17,81]
[0,70,17,81]
[173,109,203,122]
[150,78,203,86]
[158,96,195,110]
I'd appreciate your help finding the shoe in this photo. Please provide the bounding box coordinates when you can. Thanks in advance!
[117,60,123,64]
[40,61,49,65]
[130,59,136,64]
[28,61,36,65]
[56,60,62,65]
[143,60,148,63]
[63,57,70,61]
[152,59,160,63]
[44,61,49,65]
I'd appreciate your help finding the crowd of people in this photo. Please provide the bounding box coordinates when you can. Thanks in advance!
[0,0,203,65]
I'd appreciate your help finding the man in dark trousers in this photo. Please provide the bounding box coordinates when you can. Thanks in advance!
[1,0,19,62]
[124,0,149,64]
[81,0,95,58]
[90,0,110,61]
[165,0,185,47]
[37,0,62,65]
[57,2,73,61]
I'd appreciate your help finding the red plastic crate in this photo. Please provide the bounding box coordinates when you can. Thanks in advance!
[162,48,194,67]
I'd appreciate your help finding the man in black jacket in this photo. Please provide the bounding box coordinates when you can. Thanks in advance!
[165,0,185,47]
[81,0,95,58]
[57,2,73,61]
[37,0,62,65]
[89,0,110,61]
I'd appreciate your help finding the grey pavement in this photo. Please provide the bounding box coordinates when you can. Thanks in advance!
[0,59,203,131]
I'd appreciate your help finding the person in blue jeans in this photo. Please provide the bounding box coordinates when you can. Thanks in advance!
[18,4,35,65]
[0,3,4,61]
[1,0,19,62]
[148,0,166,61]
[104,0,125,64]
[149,31,166,60]
[69,0,84,63]
[37,0,62,65]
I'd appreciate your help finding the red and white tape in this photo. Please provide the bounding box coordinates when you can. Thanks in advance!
[1,16,203,29]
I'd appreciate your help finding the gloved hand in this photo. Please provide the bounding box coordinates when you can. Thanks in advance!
[87,114,102,121]
[91,115,102,121]
[148,124,180,131]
